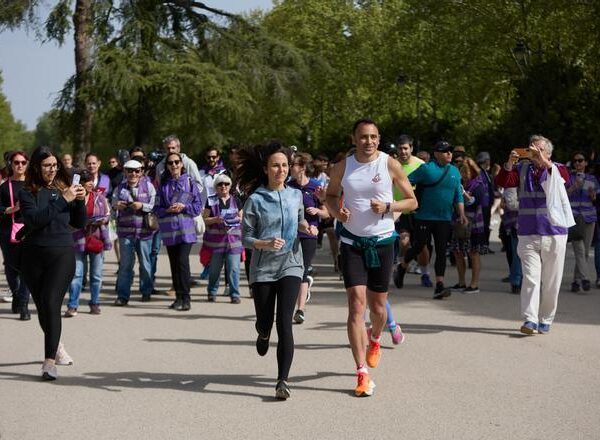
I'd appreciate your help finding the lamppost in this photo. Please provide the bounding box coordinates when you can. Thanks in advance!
[511,38,544,74]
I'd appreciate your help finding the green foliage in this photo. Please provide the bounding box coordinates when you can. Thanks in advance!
[0,0,37,31]
[0,73,33,153]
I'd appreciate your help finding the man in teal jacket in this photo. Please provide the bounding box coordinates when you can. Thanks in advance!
[394,141,467,299]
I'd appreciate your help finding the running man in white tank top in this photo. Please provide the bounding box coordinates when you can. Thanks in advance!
[326,118,417,397]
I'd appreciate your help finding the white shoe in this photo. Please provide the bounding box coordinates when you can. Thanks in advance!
[55,343,74,366]
[306,275,314,303]
[407,261,421,274]
[41,361,57,380]
[1,290,13,303]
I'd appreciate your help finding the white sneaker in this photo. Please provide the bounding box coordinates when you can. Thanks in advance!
[41,361,57,380]
[306,275,314,303]
[407,261,421,274]
[55,343,74,366]
[1,290,13,303]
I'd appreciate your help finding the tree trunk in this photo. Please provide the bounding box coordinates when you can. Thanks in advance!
[73,0,93,166]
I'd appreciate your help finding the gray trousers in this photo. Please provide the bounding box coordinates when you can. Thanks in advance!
[572,221,595,283]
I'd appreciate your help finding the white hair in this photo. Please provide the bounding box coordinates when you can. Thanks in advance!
[529,134,553,156]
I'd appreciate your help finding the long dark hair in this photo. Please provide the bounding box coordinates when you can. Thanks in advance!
[7,150,29,177]
[160,152,187,185]
[236,141,293,195]
[25,146,71,194]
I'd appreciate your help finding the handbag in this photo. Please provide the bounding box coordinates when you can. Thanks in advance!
[567,214,585,242]
[194,215,206,235]
[8,178,24,244]
[452,220,471,240]
[143,212,159,231]
[84,234,104,254]
[541,164,575,228]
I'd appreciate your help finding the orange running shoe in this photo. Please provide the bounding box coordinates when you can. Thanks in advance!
[355,372,375,397]
[366,340,381,368]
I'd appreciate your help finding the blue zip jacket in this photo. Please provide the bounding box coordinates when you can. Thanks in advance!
[242,185,304,284]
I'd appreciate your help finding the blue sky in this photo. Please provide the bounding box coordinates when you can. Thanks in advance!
[0,0,273,129]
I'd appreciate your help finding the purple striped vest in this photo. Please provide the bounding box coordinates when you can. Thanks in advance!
[517,161,568,236]
[202,195,243,254]
[116,177,156,240]
[568,172,598,223]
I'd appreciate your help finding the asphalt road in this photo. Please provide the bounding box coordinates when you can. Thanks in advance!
[1,236,599,440]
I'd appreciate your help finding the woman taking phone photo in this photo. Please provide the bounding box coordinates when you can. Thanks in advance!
[238,141,318,400]
[19,146,87,380]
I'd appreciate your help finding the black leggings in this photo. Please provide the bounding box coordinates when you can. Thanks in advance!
[252,276,301,380]
[404,219,452,277]
[166,243,192,299]
[22,245,75,359]
[300,238,317,282]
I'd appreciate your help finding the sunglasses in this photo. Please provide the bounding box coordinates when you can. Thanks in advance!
[217,182,231,187]
[125,168,143,174]
[167,160,181,166]
[206,155,218,160]
[12,160,27,166]
[573,158,585,163]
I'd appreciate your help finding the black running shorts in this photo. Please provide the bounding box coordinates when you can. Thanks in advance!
[340,242,394,292]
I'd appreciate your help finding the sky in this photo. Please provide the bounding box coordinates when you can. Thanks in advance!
[0,0,273,130]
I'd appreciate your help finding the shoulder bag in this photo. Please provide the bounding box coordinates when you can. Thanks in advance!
[8,178,24,244]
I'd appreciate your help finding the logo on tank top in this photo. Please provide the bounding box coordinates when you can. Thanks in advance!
[372,173,381,183]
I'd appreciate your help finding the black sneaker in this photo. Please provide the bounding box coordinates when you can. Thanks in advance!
[571,282,581,293]
[433,282,451,300]
[511,284,521,294]
[113,298,128,306]
[582,280,591,291]
[275,380,291,400]
[207,295,216,302]
[255,323,270,356]
[393,263,406,288]
[169,299,183,309]
[293,309,305,324]
[450,283,466,293]
[464,286,479,294]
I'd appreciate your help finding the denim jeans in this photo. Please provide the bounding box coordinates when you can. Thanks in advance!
[68,251,104,308]
[150,231,161,283]
[207,252,240,298]
[509,231,522,287]
[117,237,154,300]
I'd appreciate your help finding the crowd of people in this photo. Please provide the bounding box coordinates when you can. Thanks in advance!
[0,120,592,398]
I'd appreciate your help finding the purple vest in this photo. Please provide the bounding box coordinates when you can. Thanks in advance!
[72,192,112,252]
[464,178,485,234]
[568,172,598,223]
[517,161,568,236]
[116,178,156,240]
[155,175,201,246]
[202,195,243,254]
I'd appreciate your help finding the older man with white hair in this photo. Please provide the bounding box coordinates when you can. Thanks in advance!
[495,135,570,335]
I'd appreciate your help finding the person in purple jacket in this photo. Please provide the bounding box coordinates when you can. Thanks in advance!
[288,152,330,324]
[495,135,570,335]
[155,152,202,311]
[566,151,599,292]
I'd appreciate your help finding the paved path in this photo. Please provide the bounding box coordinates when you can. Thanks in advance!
[1,237,599,440]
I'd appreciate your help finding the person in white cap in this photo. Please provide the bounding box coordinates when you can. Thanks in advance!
[112,159,157,305]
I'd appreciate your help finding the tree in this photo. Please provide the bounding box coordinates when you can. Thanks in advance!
[0,72,33,153]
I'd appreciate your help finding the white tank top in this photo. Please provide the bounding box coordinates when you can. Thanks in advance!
[341,151,395,239]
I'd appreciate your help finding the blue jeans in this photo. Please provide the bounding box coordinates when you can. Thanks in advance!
[207,252,240,298]
[150,231,161,283]
[594,240,600,280]
[509,232,523,287]
[69,251,104,308]
[117,237,154,300]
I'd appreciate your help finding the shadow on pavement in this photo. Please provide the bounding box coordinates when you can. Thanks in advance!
[144,337,349,351]
[0,369,353,400]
